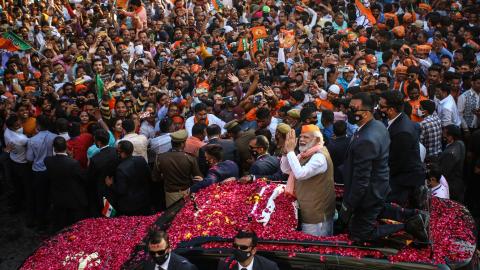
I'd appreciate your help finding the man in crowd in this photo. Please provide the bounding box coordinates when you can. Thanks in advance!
[45,137,87,231]
[154,130,202,207]
[281,125,336,236]
[143,230,197,270]
[106,140,151,216]
[217,230,279,270]
[438,125,466,202]
[26,115,57,230]
[337,93,428,243]
[189,144,239,193]
[379,91,425,207]
[419,100,443,161]
[326,121,350,183]
[198,124,238,175]
[119,119,149,162]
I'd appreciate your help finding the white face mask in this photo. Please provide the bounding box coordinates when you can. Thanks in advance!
[417,108,424,117]
[15,127,24,134]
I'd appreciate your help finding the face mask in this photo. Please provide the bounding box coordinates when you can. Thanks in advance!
[347,110,362,125]
[15,127,24,134]
[150,252,169,265]
[417,108,424,117]
[232,248,252,263]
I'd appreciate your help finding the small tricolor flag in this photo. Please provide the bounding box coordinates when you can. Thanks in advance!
[0,31,32,52]
[211,0,223,12]
[102,197,116,217]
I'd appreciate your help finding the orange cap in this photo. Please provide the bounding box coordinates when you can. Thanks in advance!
[403,12,414,23]
[416,44,432,54]
[358,36,368,44]
[301,124,320,134]
[365,54,377,64]
[419,3,432,12]
[392,26,405,38]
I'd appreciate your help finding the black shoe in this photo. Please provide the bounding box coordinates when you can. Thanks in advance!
[405,213,429,242]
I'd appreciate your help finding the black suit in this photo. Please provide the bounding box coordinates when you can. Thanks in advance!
[342,120,398,241]
[326,136,349,183]
[87,147,119,216]
[250,154,287,182]
[113,156,151,215]
[142,252,198,270]
[198,137,238,175]
[438,140,465,202]
[217,255,279,270]
[45,154,87,230]
[387,113,425,206]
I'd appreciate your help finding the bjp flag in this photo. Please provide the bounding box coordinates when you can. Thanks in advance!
[237,38,250,52]
[250,26,268,40]
[280,29,295,48]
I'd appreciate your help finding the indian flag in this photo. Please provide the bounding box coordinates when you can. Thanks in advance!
[0,32,32,52]
[102,197,116,217]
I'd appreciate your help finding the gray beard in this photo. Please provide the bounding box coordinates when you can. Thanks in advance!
[299,140,318,153]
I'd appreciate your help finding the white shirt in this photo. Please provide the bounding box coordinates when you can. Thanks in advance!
[437,95,461,127]
[430,184,449,199]
[185,114,226,137]
[59,132,70,141]
[149,134,172,155]
[268,117,279,142]
[154,253,171,270]
[140,121,156,140]
[4,128,29,163]
[387,113,402,129]
[457,89,479,129]
[118,133,149,162]
[237,257,254,270]
[280,151,328,180]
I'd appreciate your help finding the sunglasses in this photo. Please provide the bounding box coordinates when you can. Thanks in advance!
[149,249,168,257]
[233,243,251,251]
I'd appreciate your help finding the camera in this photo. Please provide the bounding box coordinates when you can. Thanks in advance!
[253,93,263,104]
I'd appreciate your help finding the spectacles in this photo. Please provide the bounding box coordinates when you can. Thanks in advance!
[378,104,391,109]
[233,243,251,251]
[149,249,168,257]
[407,74,416,78]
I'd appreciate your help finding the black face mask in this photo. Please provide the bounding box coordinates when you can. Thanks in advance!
[150,251,169,265]
[347,110,363,125]
[233,248,252,262]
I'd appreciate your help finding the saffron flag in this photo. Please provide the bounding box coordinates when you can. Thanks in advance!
[251,39,264,54]
[0,32,32,51]
[102,197,116,217]
[250,26,268,40]
[280,29,295,48]
[355,0,376,25]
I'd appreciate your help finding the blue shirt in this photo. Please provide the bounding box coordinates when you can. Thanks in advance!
[26,130,57,172]
[87,131,116,159]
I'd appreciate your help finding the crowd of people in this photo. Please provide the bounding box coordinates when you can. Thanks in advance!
[1,0,480,267]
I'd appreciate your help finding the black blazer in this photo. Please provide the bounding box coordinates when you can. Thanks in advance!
[142,252,198,270]
[198,138,238,175]
[45,154,87,209]
[113,156,151,214]
[387,113,425,187]
[217,255,279,270]
[438,140,465,201]
[88,147,119,185]
[250,154,287,182]
[342,119,391,210]
[326,136,349,183]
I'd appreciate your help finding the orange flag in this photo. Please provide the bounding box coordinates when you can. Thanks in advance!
[250,26,268,40]
[280,29,295,48]
[355,0,376,25]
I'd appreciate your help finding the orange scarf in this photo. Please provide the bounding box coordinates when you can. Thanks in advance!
[285,144,324,197]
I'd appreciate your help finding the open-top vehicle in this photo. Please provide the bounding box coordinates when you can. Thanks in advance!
[22,181,479,270]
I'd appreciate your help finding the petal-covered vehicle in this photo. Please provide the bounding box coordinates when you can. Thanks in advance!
[22,181,478,270]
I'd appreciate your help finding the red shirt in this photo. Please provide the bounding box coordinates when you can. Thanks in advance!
[67,133,94,168]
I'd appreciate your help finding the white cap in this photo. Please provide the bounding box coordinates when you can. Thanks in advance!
[224,25,234,34]
[319,89,328,100]
[328,84,341,95]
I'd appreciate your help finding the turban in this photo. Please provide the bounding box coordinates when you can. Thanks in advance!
[419,3,432,12]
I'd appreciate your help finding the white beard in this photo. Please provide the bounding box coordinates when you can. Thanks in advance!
[299,140,318,153]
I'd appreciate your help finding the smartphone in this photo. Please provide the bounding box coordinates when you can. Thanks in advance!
[12,78,18,84]
[253,93,263,104]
